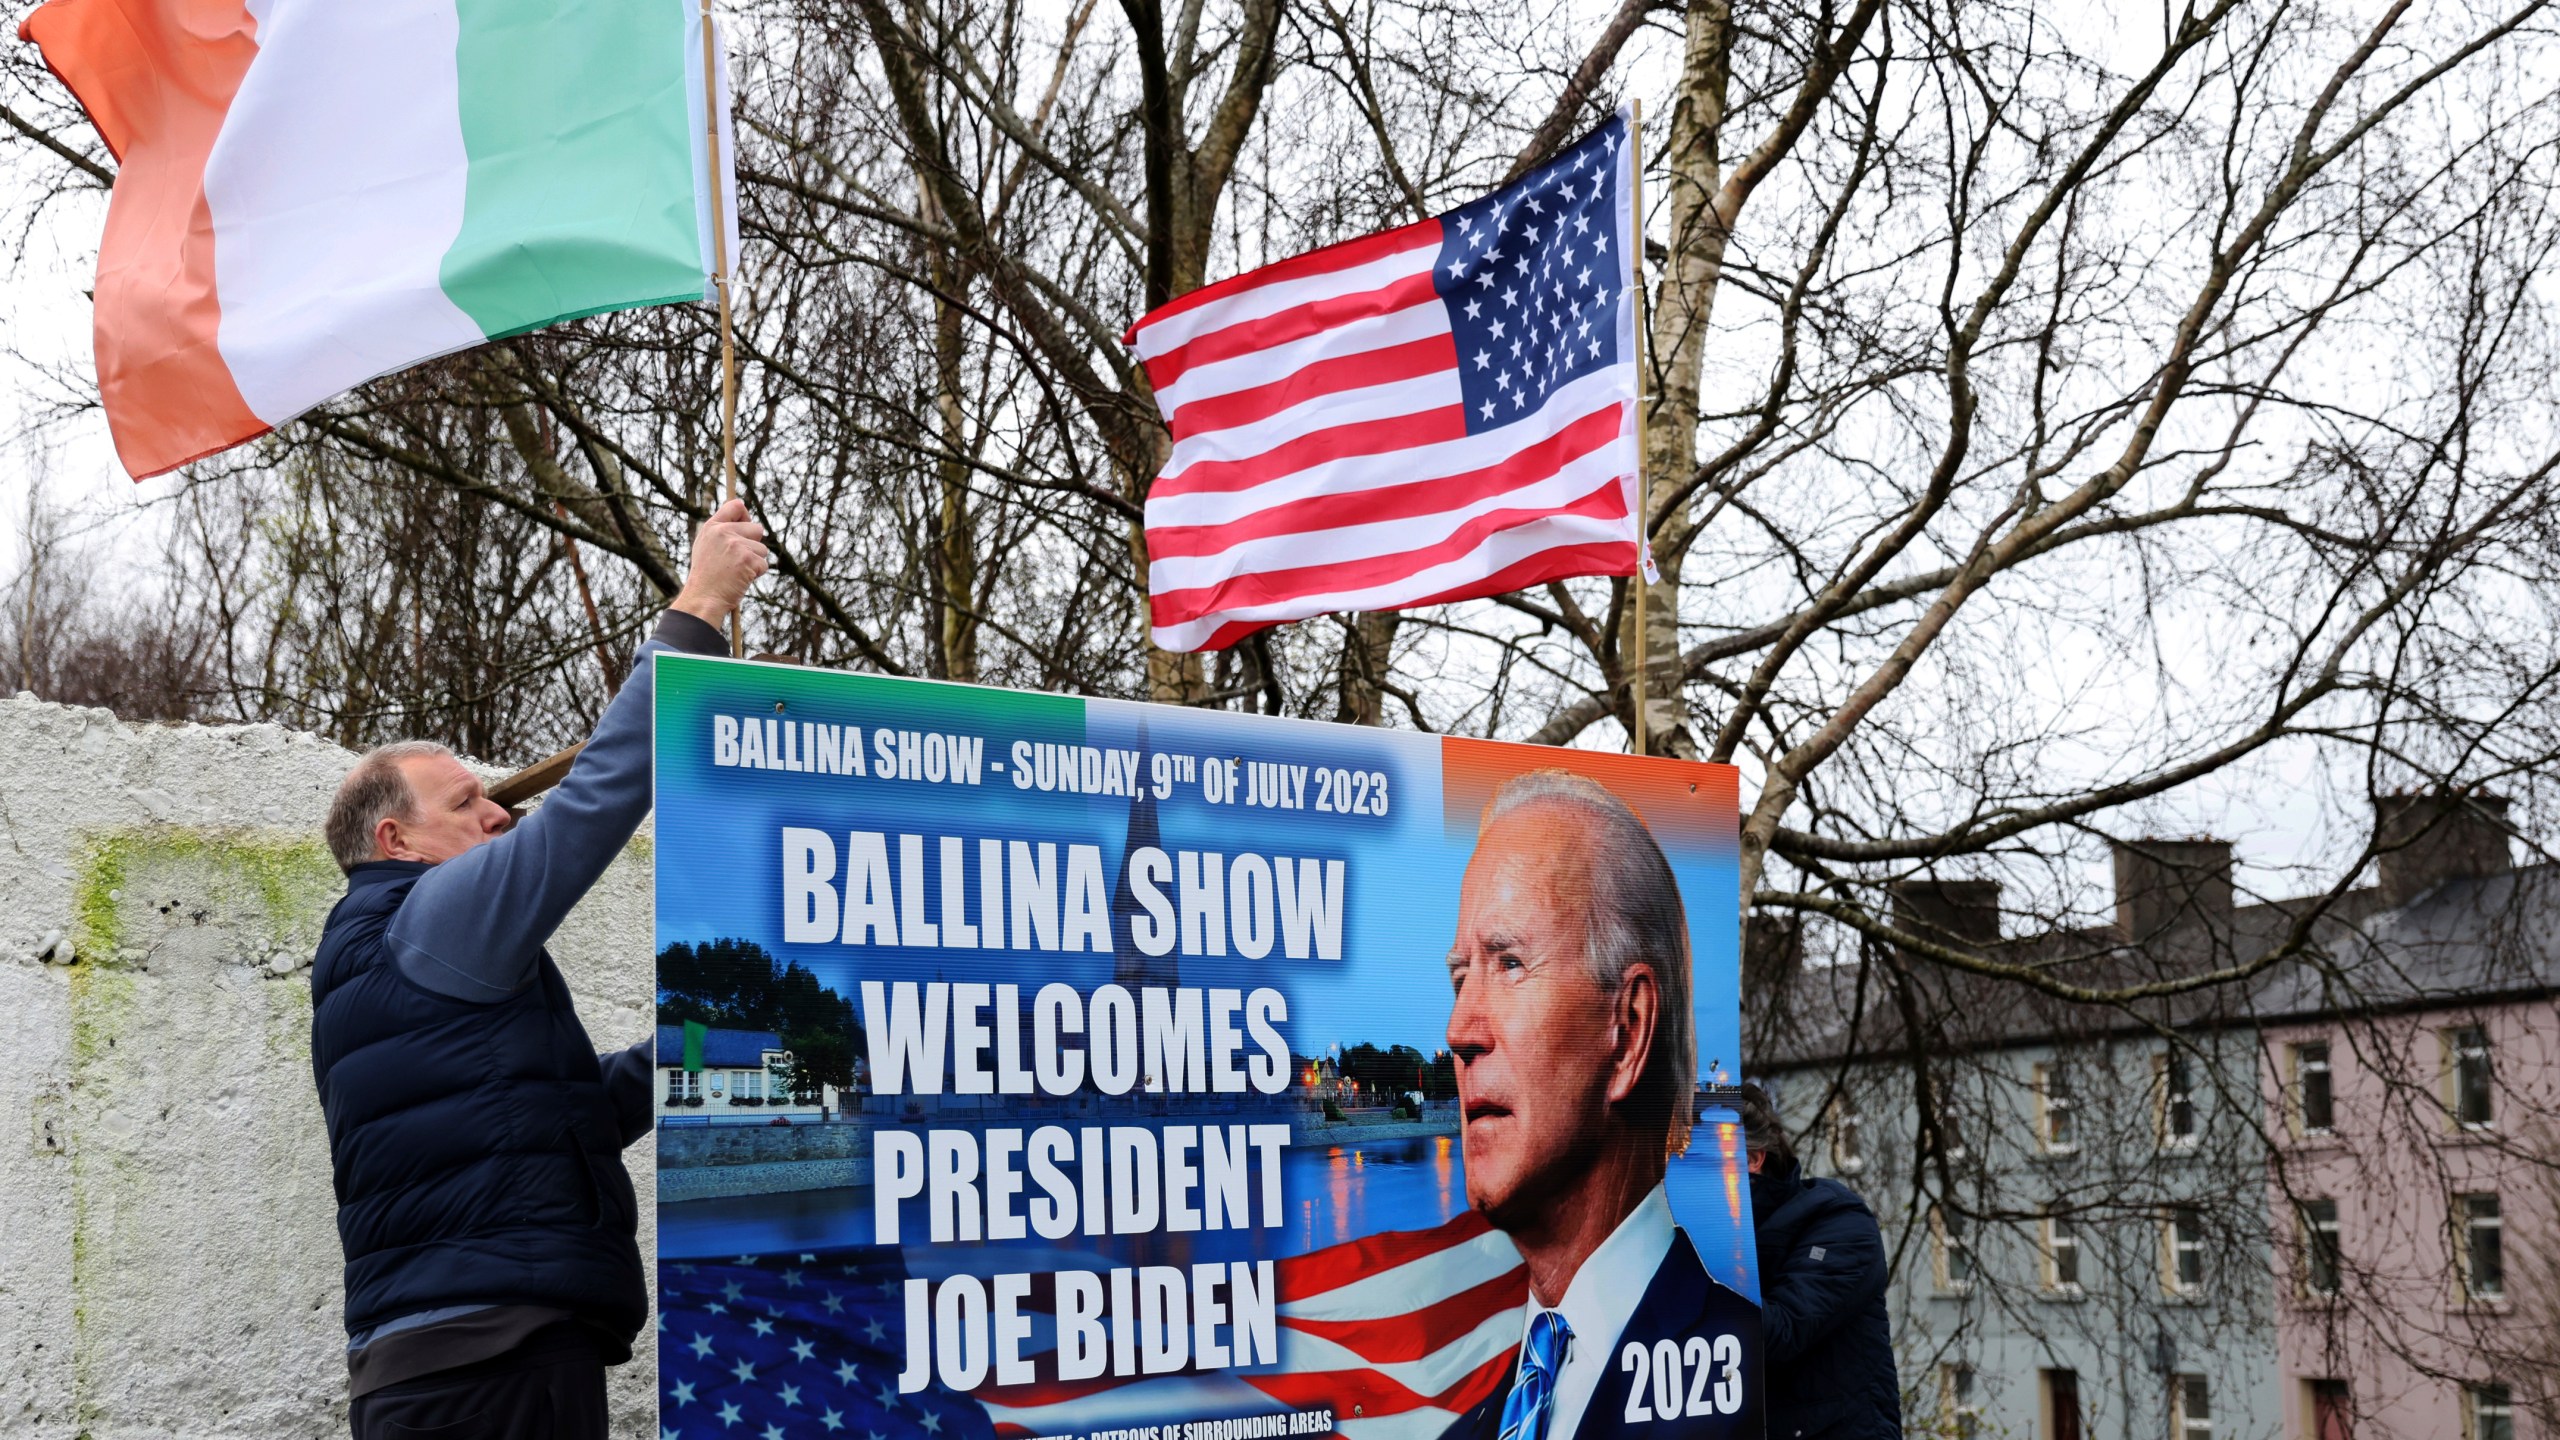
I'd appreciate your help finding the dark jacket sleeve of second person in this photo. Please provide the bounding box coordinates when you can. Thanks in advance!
[1759,1181,1891,1365]
[600,1037,657,1146]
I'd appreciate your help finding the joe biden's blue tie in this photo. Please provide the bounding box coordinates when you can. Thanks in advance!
[1497,1310,1573,1440]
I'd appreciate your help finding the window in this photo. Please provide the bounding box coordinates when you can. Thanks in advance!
[2293,1042,2335,1136]
[2172,1374,2212,1440]
[734,1068,762,1101]
[2162,1205,2206,1295]
[1827,1097,1865,1175]
[1939,1364,1981,1440]
[1920,1073,1968,1162]
[2043,1209,2082,1292]
[1937,1109,1968,1163]
[1931,1205,1976,1293]
[2447,1026,2494,1128]
[2037,1061,2078,1153]
[666,1069,699,1102]
[2157,1049,2199,1147]
[2467,1384,2514,1440]
[2042,1369,2084,1440]
[2300,1199,2342,1296]
[2308,1379,2352,1440]
[2456,1194,2504,1300]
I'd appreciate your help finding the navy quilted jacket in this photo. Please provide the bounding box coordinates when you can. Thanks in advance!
[1752,1159,1902,1440]
[310,612,722,1344]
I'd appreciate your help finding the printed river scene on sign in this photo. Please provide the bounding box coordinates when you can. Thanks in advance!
[664,1134,1469,1260]
[662,1133,1759,1301]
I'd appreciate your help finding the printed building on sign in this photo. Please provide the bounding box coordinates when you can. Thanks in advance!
[655,1024,839,1125]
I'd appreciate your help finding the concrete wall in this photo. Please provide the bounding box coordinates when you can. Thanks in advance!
[0,695,661,1439]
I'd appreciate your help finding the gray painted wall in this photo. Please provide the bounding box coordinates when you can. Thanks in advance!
[1761,1023,2284,1440]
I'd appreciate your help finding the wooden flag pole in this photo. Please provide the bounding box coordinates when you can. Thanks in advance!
[700,0,743,659]
[1629,99,1650,757]
[482,4,743,809]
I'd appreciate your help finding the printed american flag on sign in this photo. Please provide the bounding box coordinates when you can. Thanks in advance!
[659,1211,1527,1440]
[1129,111,1649,653]
[975,1210,1526,1440]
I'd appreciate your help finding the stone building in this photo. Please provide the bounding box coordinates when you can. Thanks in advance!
[1751,798,2550,1440]
[2250,799,2557,1440]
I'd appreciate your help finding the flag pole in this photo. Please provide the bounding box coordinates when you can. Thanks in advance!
[1628,99,1650,757]
[700,0,743,658]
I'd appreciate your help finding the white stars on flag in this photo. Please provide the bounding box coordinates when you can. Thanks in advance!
[1429,122,1630,437]
[661,1250,982,1440]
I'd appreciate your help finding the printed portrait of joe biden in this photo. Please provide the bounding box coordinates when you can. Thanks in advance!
[1438,770,1758,1440]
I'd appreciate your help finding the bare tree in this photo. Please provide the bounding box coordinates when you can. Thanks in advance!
[10,3,2560,1420]
[1,473,218,723]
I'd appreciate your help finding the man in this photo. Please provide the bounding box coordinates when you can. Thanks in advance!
[309,499,767,1439]
[1737,1084,1899,1439]
[1438,770,1761,1440]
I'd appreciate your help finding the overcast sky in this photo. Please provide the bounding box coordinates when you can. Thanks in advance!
[0,6,2436,915]
[4,170,154,569]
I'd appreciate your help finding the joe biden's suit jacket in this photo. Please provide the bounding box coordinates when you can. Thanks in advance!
[1438,1227,1763,1440]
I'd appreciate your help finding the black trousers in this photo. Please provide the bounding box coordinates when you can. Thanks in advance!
[348,1323,608,1440]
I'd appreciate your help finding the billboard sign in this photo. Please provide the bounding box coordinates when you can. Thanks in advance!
[653,656,1759,1439]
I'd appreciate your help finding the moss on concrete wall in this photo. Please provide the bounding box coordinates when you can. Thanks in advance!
[71,827,340,967]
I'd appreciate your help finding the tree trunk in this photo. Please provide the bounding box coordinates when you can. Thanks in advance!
[1125,0,1281,706]
[1630,0,1735,757]
[1336,611,1399,725]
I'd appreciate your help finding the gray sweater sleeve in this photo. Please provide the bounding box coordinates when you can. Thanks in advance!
[385,611,727,1001]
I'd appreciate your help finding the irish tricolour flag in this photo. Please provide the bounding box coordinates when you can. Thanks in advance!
[20,0,738,478]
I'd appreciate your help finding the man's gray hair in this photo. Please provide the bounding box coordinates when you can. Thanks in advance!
[1483,768,1696,1144]
[324,741,453,872]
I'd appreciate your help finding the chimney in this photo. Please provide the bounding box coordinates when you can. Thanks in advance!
[2112,838,2234,944]
[1891,879,2002,954]
[2375,792,2513,907]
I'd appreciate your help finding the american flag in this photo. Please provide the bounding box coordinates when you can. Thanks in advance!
[658,1247,996,1440]
[1129,111,1648,653]
[659,1211,1527,1440]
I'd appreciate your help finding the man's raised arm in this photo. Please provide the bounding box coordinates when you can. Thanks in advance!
[384,501,768,1002]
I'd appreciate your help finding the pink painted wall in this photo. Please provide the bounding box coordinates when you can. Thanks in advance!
[2259,995,2560,1439]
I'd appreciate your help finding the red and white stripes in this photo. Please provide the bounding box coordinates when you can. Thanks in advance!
[1128,196,1643,654]
[976,1210,1528,1440]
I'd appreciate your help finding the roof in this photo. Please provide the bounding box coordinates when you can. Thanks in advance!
[1752,861,2560,1071]
[654,1024,785,1068]
[2252,863,2560,1020]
